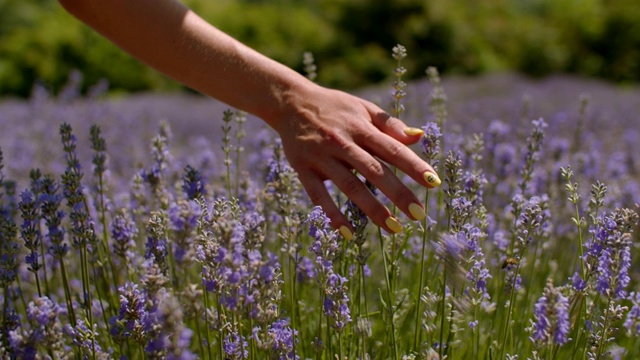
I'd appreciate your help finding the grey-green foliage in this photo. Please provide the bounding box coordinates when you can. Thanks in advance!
[1,0,640,97]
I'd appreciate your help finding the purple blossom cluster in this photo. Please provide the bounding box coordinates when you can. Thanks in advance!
[0,70,639,359]
[529,280,570,346]
[307,207,351,331]
[585,209,639,299]
[435,224,491,302]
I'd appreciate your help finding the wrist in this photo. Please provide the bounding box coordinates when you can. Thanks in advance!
[257,72,319,131]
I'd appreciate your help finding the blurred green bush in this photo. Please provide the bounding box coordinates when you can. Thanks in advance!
[1,0,639,97]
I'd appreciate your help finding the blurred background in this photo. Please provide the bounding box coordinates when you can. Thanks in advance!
[1,0,639,98]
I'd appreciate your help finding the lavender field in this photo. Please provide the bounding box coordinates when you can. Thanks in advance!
[1,67,640,359]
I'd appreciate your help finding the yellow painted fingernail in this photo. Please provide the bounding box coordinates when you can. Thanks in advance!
[339,226,353,241]
[408,203,426,221]
[385,217,403,234]
[403,127,424,136]
[423,171,441,187]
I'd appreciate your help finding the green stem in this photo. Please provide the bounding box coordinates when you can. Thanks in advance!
[499,262,521,360]
[414,191,431,351]
[378,227,398,360]
[79,246,97,360]
[596,297,613,359]
[58,255,77,325]
[362,262,370,358]
[39,235,50,297]
[316,288,323,360]
[203,289,213,360]
[438,268,447,359]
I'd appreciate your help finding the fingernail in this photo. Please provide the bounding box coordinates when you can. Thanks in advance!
[408,203,426,221]
[403,127,424,136]
[385,217,403,234]
[423,171,441,187]
[339,225,353,241]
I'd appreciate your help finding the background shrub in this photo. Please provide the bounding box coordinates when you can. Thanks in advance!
[2,0,640,97]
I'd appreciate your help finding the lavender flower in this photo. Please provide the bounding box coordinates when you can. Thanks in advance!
[585,209,638,299]
[0,213,19,289]
[60,123,98,261]
[421,122,441,164]
[168,199,202,265]
[197,199,282,323]
[434,224,491,301]
[624,292,640,336]
[145,211,169,275]
[529,279,570,346]
[253,318,299,360]
[143,289,196,360]
[110,282,148,344]
[307,206,351,331]
[486,119,510,154]
[110,208,138,269]
[19,190,42,274]
[296,256,315,282]
[40,175,68,258]
[23,296,66,356]
[181,165,207,200]
[572,272,587,292]
[519,118,547,194]
[64,319,111,359]
[462,171,488,206]
[224,332,248,360]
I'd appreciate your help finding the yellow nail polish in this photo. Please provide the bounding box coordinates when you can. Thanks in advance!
[408,203,426,221]
[423,171,441,187]
[385,217,403,234]
[403,127,424,136]
[339,226,353,241]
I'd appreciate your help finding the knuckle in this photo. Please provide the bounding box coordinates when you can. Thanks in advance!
[341,175,365,197]
[385,141,404,159]
[392,186,415,204]
[363,160,385,179]
[323,128,349,148]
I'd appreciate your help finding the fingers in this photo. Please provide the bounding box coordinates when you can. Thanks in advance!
[357,100,442,201]
[298,154,408,235]
[364,102,423,145]
[341,145,427,223]
[297,171,354,240]
[324,160,407,234]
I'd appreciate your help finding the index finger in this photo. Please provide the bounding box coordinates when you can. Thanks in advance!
[364,130,441,189]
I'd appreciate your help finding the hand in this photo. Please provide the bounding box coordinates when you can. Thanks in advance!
[56,0,440,237]
[271,82,441,238]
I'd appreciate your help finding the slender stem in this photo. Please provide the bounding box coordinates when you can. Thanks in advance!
[192,308,204,358]
[2,286,8,350]
[288,237,299,359]
[34,270,42,298]
[414,191,431,351]
[362,263,370,358]
[58,255,77,325]
[499,262,521,360]
[80,245,97,360]
[39,237,50,297]
[438,268,447,359]
[91,264,114,350]
[378,227,398,360]
[215,293,224,359]
[316,288,324,360]
[596,297,613,359]
[203,289,213,360]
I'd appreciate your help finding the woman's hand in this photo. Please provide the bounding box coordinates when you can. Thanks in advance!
[270,82,441,238]
[57,0,440,238]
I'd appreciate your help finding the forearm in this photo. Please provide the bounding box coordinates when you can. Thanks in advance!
[58,0,310,126]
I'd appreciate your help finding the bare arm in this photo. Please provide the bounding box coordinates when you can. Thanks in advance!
[59,0,441,236]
